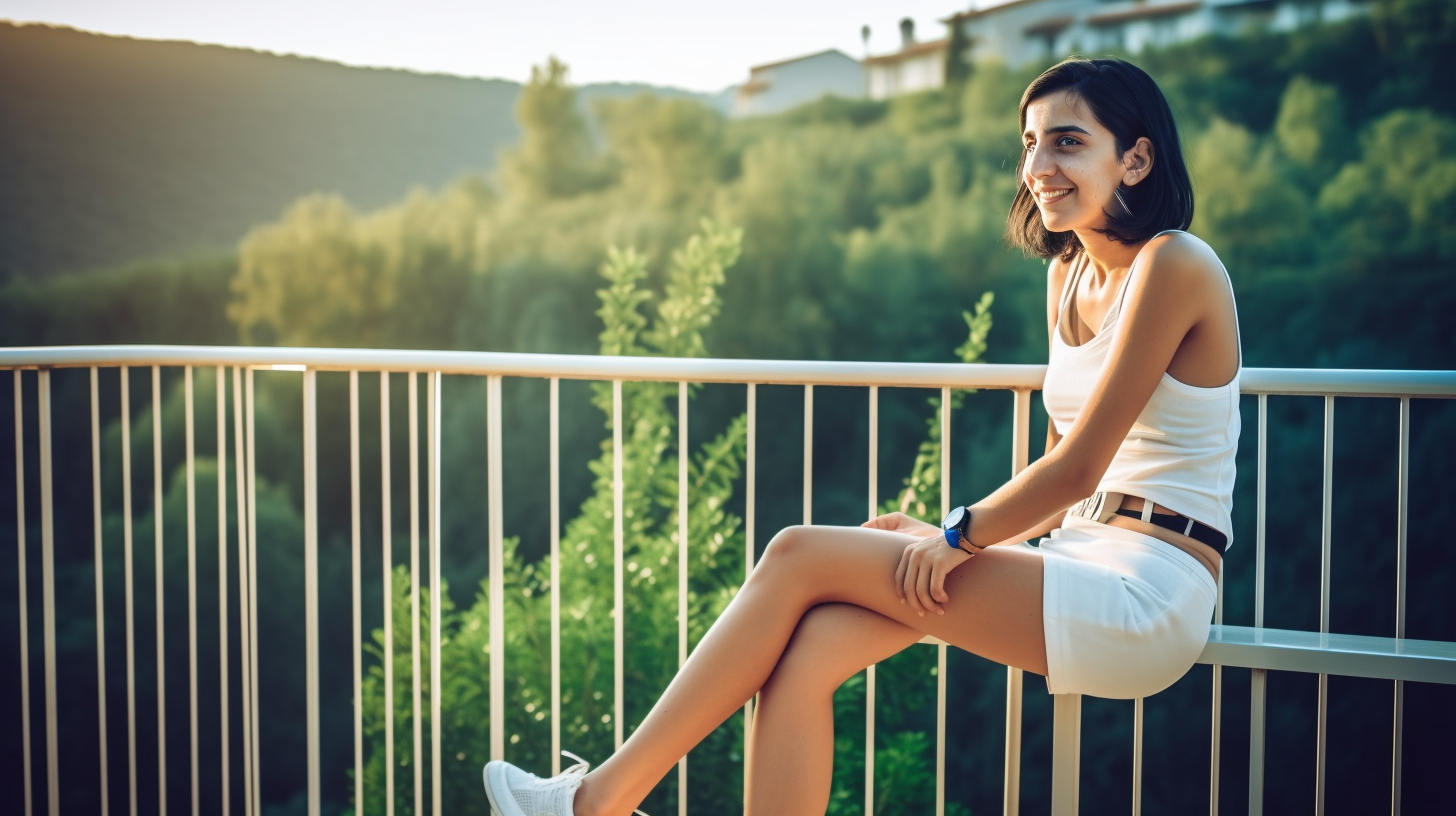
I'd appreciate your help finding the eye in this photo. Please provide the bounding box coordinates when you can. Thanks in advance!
[1056,136,1079,147]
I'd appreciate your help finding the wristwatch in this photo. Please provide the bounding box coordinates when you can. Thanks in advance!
[941,506,976,551]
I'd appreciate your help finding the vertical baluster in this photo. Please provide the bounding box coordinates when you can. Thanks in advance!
[1132,697,1143,816]
[1051,694,1080,816]
[743,383,756,797]
[39,371,60,816]
[380,372,395,815]
[936,387,950,816]
[409,373,421,815]
[677,381,689,816]
[1005,389,1031,816]
[231,369,252,816]
[1316,396,1333,816]
[215,367,228,816]
[612,379,624,751]
[1249,394,1267,816]
[1212,507,1224,816]
[1391,397,1408,816]
[488,375,505,761]
[153,366,167,816]
[550,378,561,776]
[866,385,878,816]
[94,367,111,816]
[123,367,138,816]
[186,368,199,816]
[350,372,362,816]
[428,372,441,816]
[14,370,33,816]
[246,368,261,816]
[303,369,320,816]
[803,385,813,525]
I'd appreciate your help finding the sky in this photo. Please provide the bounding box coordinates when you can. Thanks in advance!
[3,0,988,93]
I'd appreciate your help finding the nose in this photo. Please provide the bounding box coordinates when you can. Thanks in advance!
[1025,142,1056,182]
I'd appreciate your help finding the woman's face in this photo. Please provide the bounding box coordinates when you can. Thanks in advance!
[1021,89,1148,234]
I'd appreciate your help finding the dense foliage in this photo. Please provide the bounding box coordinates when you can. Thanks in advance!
[3,2,1454,814]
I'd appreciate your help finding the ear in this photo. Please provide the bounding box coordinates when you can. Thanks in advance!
[1122,137,1154,187]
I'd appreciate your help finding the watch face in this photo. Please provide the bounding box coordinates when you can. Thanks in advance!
[942,506,965,531]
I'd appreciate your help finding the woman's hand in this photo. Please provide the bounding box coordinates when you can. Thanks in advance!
[894,533,974,616]
[862,511,940,539]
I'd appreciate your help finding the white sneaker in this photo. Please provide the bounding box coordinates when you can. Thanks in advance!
[483,751,590,816]
[483,751,649,816]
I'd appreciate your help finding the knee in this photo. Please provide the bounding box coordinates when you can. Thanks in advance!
[760,525,814,571]
[762,604,861,696]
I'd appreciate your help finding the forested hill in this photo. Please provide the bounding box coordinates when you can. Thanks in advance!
[0,22,722,280]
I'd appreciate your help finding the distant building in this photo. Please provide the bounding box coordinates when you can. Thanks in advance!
[864,18,950,100]
[733,49,864,117]
[944,0,1374,69]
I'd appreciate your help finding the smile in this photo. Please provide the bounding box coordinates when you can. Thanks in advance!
[1038,189,1071,202]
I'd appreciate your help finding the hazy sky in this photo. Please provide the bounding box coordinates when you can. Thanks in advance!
[5,0,986,92]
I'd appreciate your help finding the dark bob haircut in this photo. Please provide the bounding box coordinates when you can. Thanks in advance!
[1006,57,1194,261]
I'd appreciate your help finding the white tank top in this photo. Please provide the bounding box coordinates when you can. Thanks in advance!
[1041,232,1242,548]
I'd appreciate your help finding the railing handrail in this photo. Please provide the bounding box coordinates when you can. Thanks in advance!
[3,344,1454,397]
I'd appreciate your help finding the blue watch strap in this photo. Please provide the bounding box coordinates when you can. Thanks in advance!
[944,528,961,549]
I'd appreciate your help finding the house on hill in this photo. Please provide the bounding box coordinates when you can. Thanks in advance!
[944,0,1374,69]
[864,18,949,100]
[733,49,864,117]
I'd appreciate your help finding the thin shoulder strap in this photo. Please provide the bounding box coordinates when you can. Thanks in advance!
[1056,252,1086,324]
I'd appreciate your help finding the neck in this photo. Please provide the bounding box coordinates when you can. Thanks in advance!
[1073,227,1143,281]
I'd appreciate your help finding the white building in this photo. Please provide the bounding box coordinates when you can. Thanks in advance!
[733,49,864,117]
[944,0,1374,69]
[865,19,950,100]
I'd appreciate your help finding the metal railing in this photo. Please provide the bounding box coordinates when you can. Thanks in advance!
[4,345,1455,816]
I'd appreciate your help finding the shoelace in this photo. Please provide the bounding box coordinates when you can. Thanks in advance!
[557,752,650,816]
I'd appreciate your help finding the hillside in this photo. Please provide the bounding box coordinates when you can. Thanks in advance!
[0,23,723,280]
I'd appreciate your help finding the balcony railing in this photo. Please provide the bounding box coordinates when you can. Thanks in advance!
[4,345,1454,816]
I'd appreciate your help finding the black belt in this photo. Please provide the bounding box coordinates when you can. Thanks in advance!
[1067,492,1227,555]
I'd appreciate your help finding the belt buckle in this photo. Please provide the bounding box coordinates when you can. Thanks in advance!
[1068,491,1125,524]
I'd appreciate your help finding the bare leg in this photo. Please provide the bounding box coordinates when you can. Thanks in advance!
[573,525,1047,816]
[747,603,921,815]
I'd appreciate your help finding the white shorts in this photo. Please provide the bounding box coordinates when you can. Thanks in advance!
[1039,515,1217,699]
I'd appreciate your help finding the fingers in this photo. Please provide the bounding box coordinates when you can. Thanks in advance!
[862,511,904,530]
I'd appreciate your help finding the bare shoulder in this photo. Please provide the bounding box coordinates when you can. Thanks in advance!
[1132,231,1229,298]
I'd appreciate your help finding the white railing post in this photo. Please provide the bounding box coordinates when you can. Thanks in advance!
[612,379,624,751]
[95,367,111,816]
[866,385,878,816]
[153,366,167,816]
[350,371,363,816]
[1249,394,1267,816]
[303,368,320,816]
[14,370,34,816]
[489,375,505,760]
[1051,694,1081,816]
[677,381,690,816]
[39,370,60,816]
[937,388,950,816]
[1392,397,1409,816]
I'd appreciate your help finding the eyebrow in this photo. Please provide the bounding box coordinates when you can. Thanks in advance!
[1024,125,1092,140]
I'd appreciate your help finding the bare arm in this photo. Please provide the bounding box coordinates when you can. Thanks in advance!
[958,234,1226,549]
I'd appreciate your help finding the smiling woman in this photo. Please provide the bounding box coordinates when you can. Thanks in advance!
[479,57,1243,816]
[1009,58,1196,261]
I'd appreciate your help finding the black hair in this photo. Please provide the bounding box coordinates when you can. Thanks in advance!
[1005,57,1194,261]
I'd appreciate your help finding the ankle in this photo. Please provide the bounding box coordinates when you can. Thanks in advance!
[571,776,608,816]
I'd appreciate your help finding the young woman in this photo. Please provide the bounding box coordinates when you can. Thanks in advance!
[483,56,1240,816]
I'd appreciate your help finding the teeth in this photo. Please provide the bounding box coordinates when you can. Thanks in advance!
[1039,189,1070,201]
